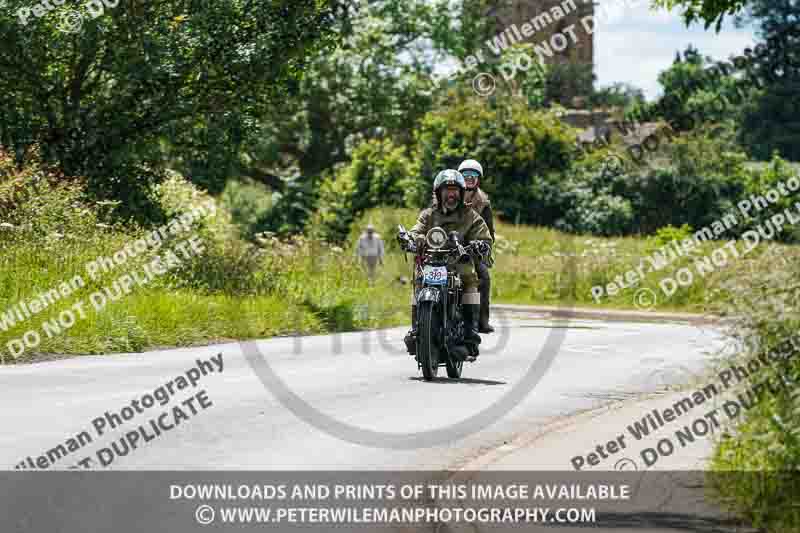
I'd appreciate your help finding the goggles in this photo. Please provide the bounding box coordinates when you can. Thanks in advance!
[461,170,481,179]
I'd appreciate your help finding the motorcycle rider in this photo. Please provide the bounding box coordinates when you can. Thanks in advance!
[400,169,493,358]
[458,159,496,333]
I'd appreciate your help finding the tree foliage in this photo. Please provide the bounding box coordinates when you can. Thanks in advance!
[587,83,646,110]
[313,138,417,242]
[735,0,800,160]
[654,0,749,30]
[0,0,347,220]
[411,95,576,225]
[240,0,482,231]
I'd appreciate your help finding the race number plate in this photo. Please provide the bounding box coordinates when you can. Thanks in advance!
[423,265,447,285]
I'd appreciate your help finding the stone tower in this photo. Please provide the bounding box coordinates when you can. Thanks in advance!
[487,0,595,95]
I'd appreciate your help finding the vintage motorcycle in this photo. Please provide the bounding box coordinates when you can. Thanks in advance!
[397,225,488,381]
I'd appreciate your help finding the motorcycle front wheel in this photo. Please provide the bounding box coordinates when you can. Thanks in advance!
[417,301,440,381]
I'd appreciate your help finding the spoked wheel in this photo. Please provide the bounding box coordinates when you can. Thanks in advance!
[417,301,441,381]
[445,357,463,378]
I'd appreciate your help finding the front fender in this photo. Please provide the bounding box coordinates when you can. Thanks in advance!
[416,287,441,303]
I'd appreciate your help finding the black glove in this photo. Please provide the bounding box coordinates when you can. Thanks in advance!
[473,240,491,258]
[456,243,472,264]
[397,232,416,252]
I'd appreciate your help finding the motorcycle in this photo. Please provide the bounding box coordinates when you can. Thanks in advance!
[397,224,488,381]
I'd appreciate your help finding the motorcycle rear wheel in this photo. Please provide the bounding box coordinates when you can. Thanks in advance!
[417,301,440,381]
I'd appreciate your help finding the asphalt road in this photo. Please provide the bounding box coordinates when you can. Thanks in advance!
[0,310,728,472]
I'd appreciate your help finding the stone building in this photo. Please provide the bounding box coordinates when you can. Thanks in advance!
[487,0,595,66]
[486,0,595,100]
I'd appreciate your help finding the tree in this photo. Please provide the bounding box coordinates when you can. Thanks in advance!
[654,0,750,31]
[411,95,576,225]
[312,138,417,241]
[622,44,755,140]
[0,0,348,220]
[239,0,492,234]
[735,0,800,160]
[587,82,646,110]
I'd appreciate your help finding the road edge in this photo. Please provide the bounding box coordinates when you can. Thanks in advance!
[493,304,719,325]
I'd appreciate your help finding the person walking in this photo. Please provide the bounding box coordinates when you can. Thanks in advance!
[355,223,384,285]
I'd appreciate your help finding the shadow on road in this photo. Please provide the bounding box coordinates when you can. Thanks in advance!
[515,324,602,329]
[408,376,507,386]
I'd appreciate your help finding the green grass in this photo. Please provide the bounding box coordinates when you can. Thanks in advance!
[0,171,411,363]
[0,243,409,363]
[4,200,799,363]
[357,208,795,313]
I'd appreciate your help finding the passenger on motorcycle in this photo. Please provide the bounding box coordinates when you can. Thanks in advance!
[458,159,496,334]
[399,169,493,357]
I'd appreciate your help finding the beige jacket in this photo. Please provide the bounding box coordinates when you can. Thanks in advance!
[355,233,385,258]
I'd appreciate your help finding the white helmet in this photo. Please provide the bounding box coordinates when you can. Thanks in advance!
[458,159,483,190]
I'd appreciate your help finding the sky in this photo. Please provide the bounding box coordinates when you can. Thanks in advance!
[595,1,758,99]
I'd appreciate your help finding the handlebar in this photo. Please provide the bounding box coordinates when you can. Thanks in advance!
[397,225,489,261]
[397,228,418,254]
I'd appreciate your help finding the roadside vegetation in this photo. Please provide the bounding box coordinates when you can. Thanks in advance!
[2,147,797,363]
[706,242,800,532]
[0,150,405,361]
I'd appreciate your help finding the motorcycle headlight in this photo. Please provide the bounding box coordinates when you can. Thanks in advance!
[425,227,447,249]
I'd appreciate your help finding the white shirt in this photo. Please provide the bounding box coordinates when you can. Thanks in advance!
[356,233,385,258]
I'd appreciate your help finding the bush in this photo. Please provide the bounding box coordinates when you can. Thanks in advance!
[313,139,418,242]
[411,96,577,225]
[562,123,748,237]
[739,155,800,243]
[709,244,800,531]
[83,162,167,226]
[254,175,316,237]
[605,126,748,235]
[646,224,693,251]
[150,171,269,295]
[220,178,274,238]
[556,187,634,236]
